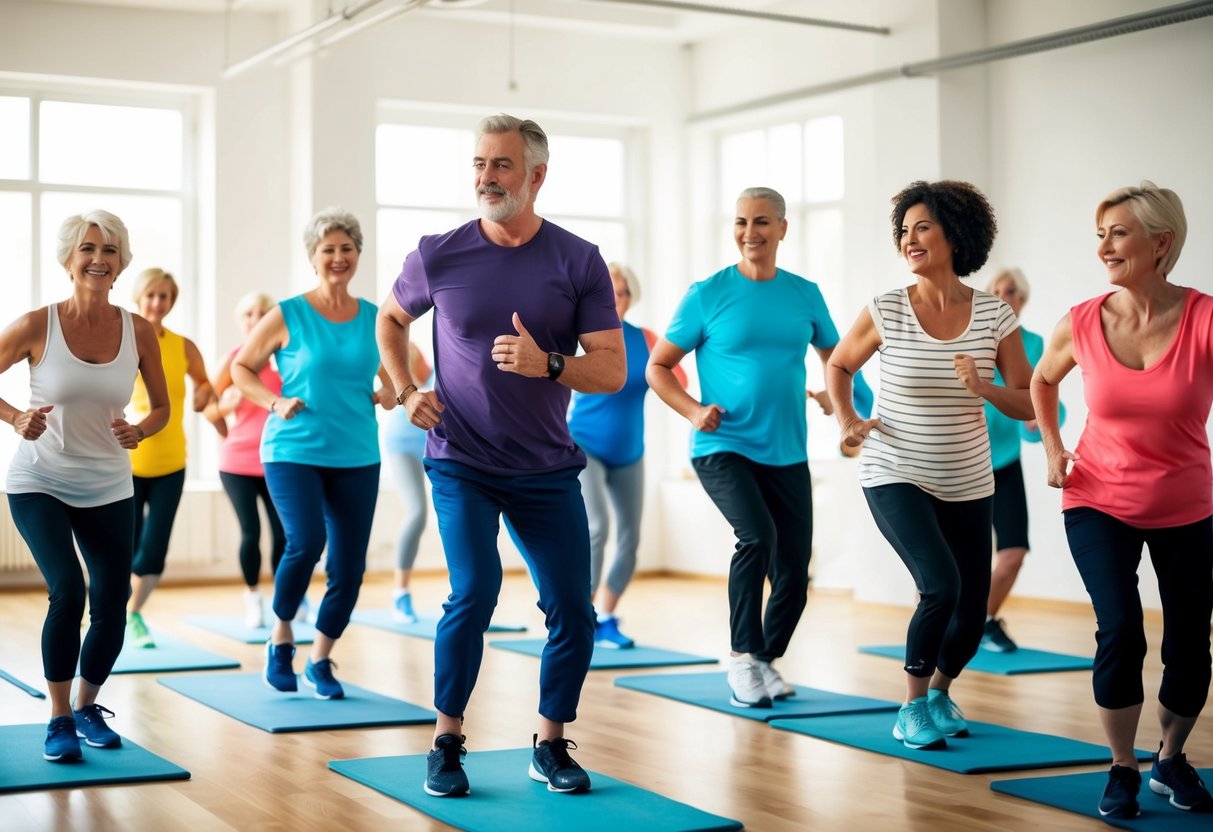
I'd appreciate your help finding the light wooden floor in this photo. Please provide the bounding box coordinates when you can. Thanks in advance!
[0,573,1208,831]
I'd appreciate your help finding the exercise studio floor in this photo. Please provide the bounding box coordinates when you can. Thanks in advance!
[1,573,1206,831]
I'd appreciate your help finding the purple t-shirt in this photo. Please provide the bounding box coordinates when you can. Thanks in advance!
[393,219,620,475]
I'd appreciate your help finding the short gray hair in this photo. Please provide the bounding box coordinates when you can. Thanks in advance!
[235,291,275,318]
[737,187,786,220]
[1096,180,1187,277]
[56,210,133,273]
[607,262,641,304]
[303,207,363,257]
[476,114,550,171]
[985,267,1030,304]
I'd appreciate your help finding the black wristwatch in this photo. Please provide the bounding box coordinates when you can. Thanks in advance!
[546,352,565,381]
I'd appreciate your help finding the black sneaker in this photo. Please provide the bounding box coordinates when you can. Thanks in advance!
[529,734,591,793]
[424,733,469,797]
[980,618,1018,653]
[1150,748,1213,811]
[73,703,122,748]
[1099,764,1142,819]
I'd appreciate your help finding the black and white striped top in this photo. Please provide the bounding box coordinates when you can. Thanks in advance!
[858,287,1019,501]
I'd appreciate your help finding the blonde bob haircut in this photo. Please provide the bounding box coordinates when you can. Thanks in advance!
[235,291,275,319]
[56,210,133,274]
[607,262,641,305]
[131,268,179,306]
[1096,180,1187,277]
[985,267,1030,304]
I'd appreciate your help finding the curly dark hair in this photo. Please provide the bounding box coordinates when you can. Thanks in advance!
[890,180,997,277]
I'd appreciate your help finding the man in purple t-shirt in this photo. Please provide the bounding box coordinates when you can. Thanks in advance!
[377,114,624,799]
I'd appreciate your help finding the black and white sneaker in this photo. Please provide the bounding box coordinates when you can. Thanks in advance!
[980,618,1018,653]
[424,733,470,797]
[529,734,591,793]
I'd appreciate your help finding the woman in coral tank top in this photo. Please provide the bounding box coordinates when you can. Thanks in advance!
[1032,181,1212,820]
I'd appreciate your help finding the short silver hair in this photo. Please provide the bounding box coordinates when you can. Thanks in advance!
[1096,180,1187,277]
[56,210,133,273]
[737,187,786,220]
[607,261,641,304]
[235,291,275,318]
[476,114,550,171]
[985,267,1030,304]
[303,207,363,257]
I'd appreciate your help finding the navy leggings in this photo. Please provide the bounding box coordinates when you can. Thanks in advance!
[9,493,134,684]
[426,459,594,724]
[1065,507,1212,716]
[263,462,379,640]
[691,453,812,662]
[131,468,185,577]
[219,471,286,587]
[863,483,992,678]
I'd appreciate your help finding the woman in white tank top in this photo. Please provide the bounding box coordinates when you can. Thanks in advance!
[0,210,168,763]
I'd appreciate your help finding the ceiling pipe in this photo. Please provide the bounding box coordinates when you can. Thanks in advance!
[689,0,1213,122]
[584,0,889,35]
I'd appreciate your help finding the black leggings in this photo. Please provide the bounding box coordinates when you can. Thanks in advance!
[8,493,134,684]
[863,483,992,679]
[131,468,186,577]
[691,453,812,662]
[220,471,286,587]
[1065,507,1212,716]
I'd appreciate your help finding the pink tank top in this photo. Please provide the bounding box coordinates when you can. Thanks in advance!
[1064,288,1213,528]
[217,344,282,477]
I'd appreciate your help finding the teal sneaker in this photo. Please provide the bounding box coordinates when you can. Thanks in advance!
[927,688,969,737]
[392,592,418,624]
[893,697,947,750]
[126,611,155,649]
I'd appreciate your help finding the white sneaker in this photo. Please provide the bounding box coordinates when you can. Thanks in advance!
[727,654,773,708]
[754,659,796,700]
[243,589,265,629]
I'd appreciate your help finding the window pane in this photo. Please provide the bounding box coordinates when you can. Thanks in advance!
[0,97,31,180]
[540,136,624,217]
[376,125,475,209]
[41,193,183,308]
[39,101,183,190]
[804,116,844,202]
[0,191,34,482]
[719,129,765,212]
[766,123,802,203]
[375,207,472,299]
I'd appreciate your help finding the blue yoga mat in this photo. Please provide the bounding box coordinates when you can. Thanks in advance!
[992,769,1213,830]
[330,747,742,832]
[108,632,240,674]
[184,615,317,645]
[859,644,1093,675]
[772,711,1152,773]
[0,723,189,793]
[351,609,527,640]
[615,672,898,723]
[158,672,435,733]
[490,639,717,670]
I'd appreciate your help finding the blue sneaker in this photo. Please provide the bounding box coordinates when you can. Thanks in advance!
[392,592,418,624]
[594,616,634,649]
[424,733,470,797]
[893,697,947,750]
[529,734,591,793]
[1150,749,1213,812]
[926,688,969,737]
[43,716,82,762]
[1100,765,1142,818]
[73,703,122,748]
[263,641,298,692]
[303,658,345,700]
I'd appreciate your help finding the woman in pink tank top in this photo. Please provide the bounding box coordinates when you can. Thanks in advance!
[1032,181,1212,819]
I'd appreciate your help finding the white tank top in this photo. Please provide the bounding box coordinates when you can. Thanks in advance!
[6,305,140,507]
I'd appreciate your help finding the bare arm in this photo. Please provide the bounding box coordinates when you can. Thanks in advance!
[809,345,837,415]
[184,336,226,436]
[1031,313,1079,488]
[377,292,444,429]
[118,315,171,449]
[491,313,625,394]
[646,337,723,432]
[825,308,884,448]
[954,328,1035,421]
[232,307,301,419]
[0,310,53,439]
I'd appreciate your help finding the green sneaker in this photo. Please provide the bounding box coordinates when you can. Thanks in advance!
[126,611,155,649]
[927,688,969,737]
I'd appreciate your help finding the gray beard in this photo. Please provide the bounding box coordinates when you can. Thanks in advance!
[478,189,526,223]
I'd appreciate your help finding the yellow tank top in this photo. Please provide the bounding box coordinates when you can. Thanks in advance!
[129,327,188,477]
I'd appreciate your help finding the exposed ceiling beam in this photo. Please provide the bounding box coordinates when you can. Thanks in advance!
[581,0,888,35]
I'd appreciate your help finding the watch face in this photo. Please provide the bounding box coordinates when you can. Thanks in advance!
[548,353,564,378]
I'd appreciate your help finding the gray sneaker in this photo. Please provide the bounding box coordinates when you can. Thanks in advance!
[727,654,772,708]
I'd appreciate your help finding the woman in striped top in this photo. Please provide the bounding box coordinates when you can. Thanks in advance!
[826,180,1033,751]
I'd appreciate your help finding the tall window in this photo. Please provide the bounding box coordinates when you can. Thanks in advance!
[715,115,846,459]
[0,87,197,480]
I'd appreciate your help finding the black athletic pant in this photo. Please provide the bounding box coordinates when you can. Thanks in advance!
[219,471,286,587]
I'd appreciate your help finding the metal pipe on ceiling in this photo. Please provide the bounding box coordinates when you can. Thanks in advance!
[584,0,889,35]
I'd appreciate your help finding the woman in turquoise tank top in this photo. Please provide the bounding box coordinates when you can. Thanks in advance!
[233,207,397,701]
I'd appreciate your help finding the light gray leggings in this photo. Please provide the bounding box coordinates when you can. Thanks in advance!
[385,451,428,571]
[582,454,644,598]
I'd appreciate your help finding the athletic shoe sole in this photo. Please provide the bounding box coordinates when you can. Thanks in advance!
[301,674,344,700]
[729,694,772,708]
[892,724,947,750]
[43,749,83,762]
[76,732,121,748]
[528,762,590,793]
[423,779,470,797]
[1150,778,1212,811]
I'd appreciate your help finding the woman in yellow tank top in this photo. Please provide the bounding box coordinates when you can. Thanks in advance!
[125,268,225,648]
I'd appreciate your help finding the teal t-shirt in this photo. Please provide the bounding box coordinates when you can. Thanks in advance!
[261,295,381,467]
[985,326,1064,470]
[665,265,840,466]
